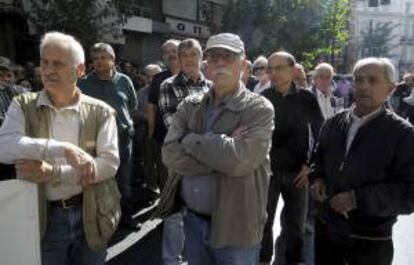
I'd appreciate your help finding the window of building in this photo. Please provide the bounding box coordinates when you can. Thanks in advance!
[381,0,391,5]
[406,2,412,14]
[369,0,379,7]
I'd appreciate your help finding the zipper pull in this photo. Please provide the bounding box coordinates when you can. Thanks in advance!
[339,161,345,171]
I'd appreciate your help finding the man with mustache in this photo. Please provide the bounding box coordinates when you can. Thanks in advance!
[310,57,414,265]
[155,33,274,265]
[0,31,120,264]
[158,38,211,265]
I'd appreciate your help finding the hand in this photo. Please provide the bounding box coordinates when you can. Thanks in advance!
[329,191,356,217]
[310,178,327,202]
[293,164,310,188]
[231,125,248,140]
[15,160,53,183]
[63,143,96,186]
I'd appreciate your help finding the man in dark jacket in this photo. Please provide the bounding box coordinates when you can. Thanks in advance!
[259,51,323,265]
[310,57,414,265]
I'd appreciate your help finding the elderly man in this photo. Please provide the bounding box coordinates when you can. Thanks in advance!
[253,55,271,94]
[147,39,181,190]
[260,51,323,265]
[311,63,342,119]
[0,32,119,264]
[78,42,138,230]
[310,57,414,265]
[390,72,414,111]
[293,63,308,89]
[158,38,211,265]
[155,33,274,265]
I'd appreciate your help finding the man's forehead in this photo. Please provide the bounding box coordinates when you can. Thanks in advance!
[163,43,178,52]
[268,55,289,65]
[93,51,113,58]
[354,63,384,76]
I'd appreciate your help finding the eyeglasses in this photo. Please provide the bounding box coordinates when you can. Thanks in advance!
[206,51,240,63]
[266,65,291,73]
[254,66,266,71]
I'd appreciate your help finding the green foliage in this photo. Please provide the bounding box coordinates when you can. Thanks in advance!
[221,0,352,69]
[360,21,398,57]
[27,0,133,49]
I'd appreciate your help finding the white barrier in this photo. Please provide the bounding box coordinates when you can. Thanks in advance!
[0,180,41,265]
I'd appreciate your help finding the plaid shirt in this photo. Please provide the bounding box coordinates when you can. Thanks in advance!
[0,84,19,126]
[158,72,210,128]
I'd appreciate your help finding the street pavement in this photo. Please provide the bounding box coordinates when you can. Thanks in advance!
[106,200,414,265]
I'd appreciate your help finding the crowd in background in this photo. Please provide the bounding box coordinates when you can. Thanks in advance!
[1,32,414,265]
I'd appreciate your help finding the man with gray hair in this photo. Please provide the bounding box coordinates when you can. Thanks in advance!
[79,42,138,230]
[311,62,342,119]
[0,32,120,264]
[158,38,211,265]
[310,57,414,264]
[155,33,274,265]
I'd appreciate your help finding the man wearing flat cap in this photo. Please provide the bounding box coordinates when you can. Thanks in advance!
[155,33,274,264]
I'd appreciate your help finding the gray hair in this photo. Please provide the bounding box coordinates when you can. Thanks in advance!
[91,42,116,59]
[178,38,203,56]
[253,55,268,67]
[144,64,162,76]
[162,39,180,50]
[40,32,85,66]
[353,57,395,83]
[314,62,334,77]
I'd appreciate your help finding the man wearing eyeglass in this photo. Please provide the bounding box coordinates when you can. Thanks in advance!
[155,33,274,265]
[259,52,323,265]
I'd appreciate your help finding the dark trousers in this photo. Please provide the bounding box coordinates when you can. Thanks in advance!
[116,137,133,219]
[315,220,393,265]
[154,139,168,190]
[260,171,308,265]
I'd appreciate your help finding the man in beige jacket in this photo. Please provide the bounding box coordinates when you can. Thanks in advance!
[0,32,119,265]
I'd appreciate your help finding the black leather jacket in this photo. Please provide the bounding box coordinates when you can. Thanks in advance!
[311,108,414,237]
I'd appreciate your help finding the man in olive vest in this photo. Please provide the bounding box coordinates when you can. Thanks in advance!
[0,32,120,265]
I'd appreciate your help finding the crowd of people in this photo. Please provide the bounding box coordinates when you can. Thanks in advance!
[0,30,414,265]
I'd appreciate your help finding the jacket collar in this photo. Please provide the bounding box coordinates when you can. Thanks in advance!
[343,105,386,126]
[36,90,81,112]
[272,82,298,97]
[206,81,249,112]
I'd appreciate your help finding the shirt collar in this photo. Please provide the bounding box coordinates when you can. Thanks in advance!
[36,90,81,112]
[350,105,384,125]
[178,71,206,86]
[206,81,248,112]
[274,82,298,97]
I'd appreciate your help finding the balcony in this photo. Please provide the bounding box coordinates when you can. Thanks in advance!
[400,36,414,44]
[118,3,153,19]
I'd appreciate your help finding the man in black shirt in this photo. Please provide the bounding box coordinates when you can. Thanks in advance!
[147,39,181,189]
[146,39,182,265]
[259,51,323,265]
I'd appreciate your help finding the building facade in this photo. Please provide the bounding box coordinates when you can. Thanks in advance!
[0,0,228,70]
[349,0,414,78]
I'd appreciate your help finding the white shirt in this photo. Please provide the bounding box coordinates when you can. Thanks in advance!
[0,91,120,200]
[346,107,383,155]
[253,80,271,94]
[315,88,336,119]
